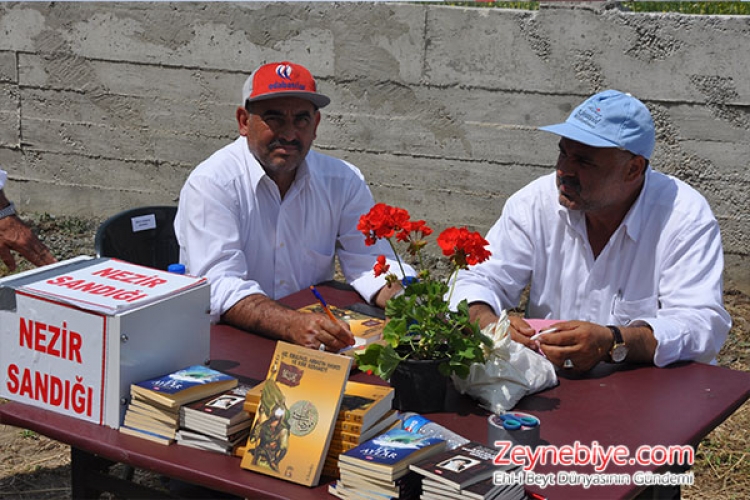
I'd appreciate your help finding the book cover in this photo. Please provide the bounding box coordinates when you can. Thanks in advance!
[131,365,238,409]
[240,341,353,487]
[408,441,499,490]
[298,303,385,349]
[338,428,446,481]
[180,383,253,433]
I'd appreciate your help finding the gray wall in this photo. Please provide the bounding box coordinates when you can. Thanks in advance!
[1,2,749,290]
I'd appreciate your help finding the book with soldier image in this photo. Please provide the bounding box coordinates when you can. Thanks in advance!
[239,341,352,486]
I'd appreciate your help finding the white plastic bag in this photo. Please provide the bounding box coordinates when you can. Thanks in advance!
[452,311,558,413]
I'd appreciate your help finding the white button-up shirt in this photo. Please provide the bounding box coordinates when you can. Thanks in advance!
[175,138,409,316]
[451,169,731,367]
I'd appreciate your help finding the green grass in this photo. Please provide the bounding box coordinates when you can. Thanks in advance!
[441,1,750,15]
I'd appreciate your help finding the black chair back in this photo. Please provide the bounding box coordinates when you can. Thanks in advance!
[94,206,179,271]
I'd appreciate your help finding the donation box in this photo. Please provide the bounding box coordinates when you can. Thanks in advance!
[0,256,211,429]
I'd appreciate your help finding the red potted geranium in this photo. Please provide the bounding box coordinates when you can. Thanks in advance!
[355,203,493,412]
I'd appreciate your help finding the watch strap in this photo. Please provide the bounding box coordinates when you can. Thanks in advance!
[607,325,624,345]
[607,325,627,363]
[0,201,16,220]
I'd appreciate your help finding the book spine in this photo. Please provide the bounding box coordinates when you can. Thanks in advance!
[336,419,365,433]
[340,410,363,424]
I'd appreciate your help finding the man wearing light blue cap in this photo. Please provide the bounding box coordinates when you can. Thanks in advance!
[452,90,731,373]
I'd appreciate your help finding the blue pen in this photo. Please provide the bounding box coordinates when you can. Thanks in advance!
[309,286,338,323]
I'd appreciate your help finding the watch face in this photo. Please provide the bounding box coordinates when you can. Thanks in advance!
[612,344,628,363]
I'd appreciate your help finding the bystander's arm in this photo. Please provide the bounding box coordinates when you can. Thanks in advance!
[0,189,56,271]
[221,293,354,352]
[372,283,403,309]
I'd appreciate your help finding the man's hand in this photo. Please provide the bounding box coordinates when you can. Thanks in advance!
[535,321,658,373]
[373,282,403,309]
[508,316,537,349]
[534,321,612,373]
[468,302,500,330]
[222,293,355,351]
[0,211,57,271]
[285,311,355,352]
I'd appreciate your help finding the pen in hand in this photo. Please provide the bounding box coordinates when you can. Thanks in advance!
[309,285,338,324]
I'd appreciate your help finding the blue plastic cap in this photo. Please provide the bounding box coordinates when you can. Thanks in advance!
[167,263,186,274]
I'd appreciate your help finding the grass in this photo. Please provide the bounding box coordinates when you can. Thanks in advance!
[441,1,750,15]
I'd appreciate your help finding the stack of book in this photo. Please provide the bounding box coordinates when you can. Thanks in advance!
[323,380,398,477]
[244,378,398,478]
[409,441,526,500]
[119,365,238,445]
[176,383,254,454]
[330,428,447,500]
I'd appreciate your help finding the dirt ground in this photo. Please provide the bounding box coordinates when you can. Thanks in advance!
[0,214,748,499]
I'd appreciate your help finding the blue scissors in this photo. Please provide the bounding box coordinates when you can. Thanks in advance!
[499,413,539,430]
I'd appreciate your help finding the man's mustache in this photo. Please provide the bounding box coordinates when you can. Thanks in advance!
[557,176,580,191]
[269,139,302,150]
[557,176,580,199]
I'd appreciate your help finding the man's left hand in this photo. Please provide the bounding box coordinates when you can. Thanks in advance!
[535,321,612,373]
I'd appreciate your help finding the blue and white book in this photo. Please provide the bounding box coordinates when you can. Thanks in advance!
[130,365,238,409]
[337,428,446,481]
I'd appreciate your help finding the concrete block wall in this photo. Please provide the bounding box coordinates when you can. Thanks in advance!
[1,2,748,290]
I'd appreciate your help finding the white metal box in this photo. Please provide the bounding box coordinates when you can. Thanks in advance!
[0,256,211,428]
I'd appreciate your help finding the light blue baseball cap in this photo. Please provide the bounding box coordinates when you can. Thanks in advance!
[539,90,655,160]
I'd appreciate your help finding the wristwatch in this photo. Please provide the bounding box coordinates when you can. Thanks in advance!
[0,201,15,220]
[607,325,628,363]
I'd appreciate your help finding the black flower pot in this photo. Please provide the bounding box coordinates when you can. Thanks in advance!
[389,358,460,413]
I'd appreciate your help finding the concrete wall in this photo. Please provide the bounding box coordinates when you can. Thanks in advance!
[1,2,748,290]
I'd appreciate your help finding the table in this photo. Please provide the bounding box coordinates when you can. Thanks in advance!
[1,283,749,499]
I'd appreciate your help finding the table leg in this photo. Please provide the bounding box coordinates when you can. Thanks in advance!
[70,447,174,499]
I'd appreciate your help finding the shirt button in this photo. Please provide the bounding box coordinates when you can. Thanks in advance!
[279,242,285,248]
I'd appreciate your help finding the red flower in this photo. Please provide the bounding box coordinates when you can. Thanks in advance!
[437,227,491,268]
[358,203,411,245]
[359,203,490,279]
[373,255,390,277]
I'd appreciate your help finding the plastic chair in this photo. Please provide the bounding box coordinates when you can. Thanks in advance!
[94,206,179,271]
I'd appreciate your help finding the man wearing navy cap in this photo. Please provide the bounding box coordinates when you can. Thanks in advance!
[175,62,410,351]
[452,90,731,373]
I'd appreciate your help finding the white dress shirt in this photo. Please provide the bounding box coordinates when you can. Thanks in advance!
[451,169,731,367]
[0,169,7,190]
[175,137,409,317]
